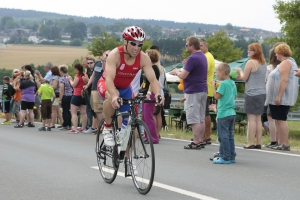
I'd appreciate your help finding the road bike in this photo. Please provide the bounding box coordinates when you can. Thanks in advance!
[95,94,161,194]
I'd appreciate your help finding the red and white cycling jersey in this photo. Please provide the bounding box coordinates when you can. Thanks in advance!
[97,46,141,99]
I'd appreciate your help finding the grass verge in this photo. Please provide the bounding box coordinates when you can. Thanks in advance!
[160,119,300,152]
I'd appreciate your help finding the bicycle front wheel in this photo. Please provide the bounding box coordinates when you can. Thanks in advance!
[128,119,155,195]
[95,118,118,184]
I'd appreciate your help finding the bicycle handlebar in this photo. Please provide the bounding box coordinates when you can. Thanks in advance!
[117,94,162,116]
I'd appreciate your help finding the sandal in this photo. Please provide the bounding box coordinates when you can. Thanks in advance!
[184,142,201,150]
[14,124,24,128]
[205,138,212,145]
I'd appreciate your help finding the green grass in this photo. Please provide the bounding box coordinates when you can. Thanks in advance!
[161,118,300,151]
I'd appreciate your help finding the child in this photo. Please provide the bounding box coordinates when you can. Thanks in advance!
[211,63,237,164]
[37,80,55,131]
[1,76,13,125]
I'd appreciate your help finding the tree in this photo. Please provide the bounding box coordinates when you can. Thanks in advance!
[181,30,243,63]
[71,28,84,40]
[87,30,122,58]
[225,23,233,30]
[39,25,52,39]
[4,19,16,29]
[272,0,300,64]
[91,24,103,36]
[65,22,87,38]
[0,16,14,30]
[206,30,243,62]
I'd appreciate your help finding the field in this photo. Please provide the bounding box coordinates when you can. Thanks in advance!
[0,44,90,69]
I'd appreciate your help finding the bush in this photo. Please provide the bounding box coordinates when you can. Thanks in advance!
[69,38,82,46]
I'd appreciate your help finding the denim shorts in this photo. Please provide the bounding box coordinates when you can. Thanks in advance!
[71,95,86,107]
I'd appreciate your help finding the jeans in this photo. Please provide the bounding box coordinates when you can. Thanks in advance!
[85,95,93,129]
[217,115,236,161]
[61,95,72,127]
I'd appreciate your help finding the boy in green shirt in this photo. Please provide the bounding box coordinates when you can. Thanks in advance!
[211,63,237,164]
[37,80,55,131]
[1,76,13,125]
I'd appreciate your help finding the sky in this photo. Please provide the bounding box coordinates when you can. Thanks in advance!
[1,0,282,32]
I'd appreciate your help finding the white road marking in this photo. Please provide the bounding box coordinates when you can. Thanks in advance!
[162,137,300,157]
[91,166,219,200]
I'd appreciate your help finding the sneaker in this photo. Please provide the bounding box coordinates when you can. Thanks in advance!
[1,121,11,125]
[77,128,86,133]
[28,123,35,127]
[39,127,46,131]
[103,127,115,146]
[58,126,67,130]
[68,129,79,134]
[271,143,280,149]
[46,127,51,131]
[263,142,278,148]
[273,144,290,151]
[14,124,24,128]
[82,127,96,134]
[213,157,230,164]
[57,125,63,129]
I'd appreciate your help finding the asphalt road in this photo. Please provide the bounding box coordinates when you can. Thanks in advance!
[1,120,300,200]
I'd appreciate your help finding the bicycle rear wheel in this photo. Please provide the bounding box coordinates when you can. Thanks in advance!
[95,118,118,184]
[128,119,155,195]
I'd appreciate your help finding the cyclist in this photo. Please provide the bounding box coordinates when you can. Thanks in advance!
[98,26,163,147]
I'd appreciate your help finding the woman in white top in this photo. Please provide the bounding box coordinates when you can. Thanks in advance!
[265,43,299,151]
[263,46,281,148]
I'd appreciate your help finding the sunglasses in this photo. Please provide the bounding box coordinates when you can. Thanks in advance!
[129,41,143,47]
[87,62,94,64]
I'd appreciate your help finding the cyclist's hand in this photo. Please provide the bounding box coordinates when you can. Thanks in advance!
[111,96,121,109]
[155,95,164,105]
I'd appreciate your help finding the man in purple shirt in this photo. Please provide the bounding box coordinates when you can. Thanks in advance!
[170,36,208,149]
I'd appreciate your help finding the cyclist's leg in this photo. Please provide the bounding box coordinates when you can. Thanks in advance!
[103,91,115,125]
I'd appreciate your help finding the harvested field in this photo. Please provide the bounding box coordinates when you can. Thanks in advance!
[0,44,91,69]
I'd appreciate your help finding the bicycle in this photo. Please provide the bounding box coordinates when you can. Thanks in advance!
[95,94,161,195]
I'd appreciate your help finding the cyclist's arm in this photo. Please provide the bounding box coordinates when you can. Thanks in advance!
[105,49,119,99]
[141,53,161,96]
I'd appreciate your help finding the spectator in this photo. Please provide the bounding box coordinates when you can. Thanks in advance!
[12,69,22,124]
[14,70,36,128]
[82,56,93,129]
[58,65,73,130]
[50,66,63,128]
[37,80,55,131]
[265,43,299,151]
[170,36,208,149]
[235,43,267,149]
[1,76,13,125]
[150,45,165,137]
[199,38,215,145]
[211,63,237,164]
[67,63,89,133]
[35,62,53,83]
[263,46,281,148]
[140,49,161,144]
[83,53,109,134]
